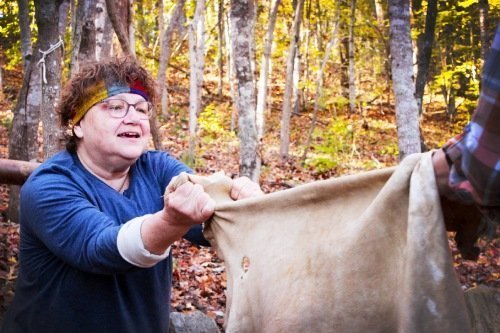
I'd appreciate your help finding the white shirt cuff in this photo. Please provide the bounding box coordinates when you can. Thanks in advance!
[117,214,171,268]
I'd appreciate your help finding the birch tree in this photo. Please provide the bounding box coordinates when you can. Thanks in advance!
[230,0,260,180]
[225,11,238,132]
[96,0,114,60]
[280,0,304,159]
[256,0,281,141]
[388,0,421,159]
[374,0,384,27]
[187,0,206,163]
[292,33,302,115]
[217,0,225,97]
[348,0,357,113]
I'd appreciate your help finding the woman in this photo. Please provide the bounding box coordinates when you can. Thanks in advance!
[2,57,261,332]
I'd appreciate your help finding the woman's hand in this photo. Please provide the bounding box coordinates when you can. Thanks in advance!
[141,181,215,255]
[164,181,216,228]
[230,176,264,200]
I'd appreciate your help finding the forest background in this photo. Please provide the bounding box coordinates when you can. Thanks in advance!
[0,0,499,327]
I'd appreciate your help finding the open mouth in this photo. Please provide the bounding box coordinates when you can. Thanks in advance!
[118,132,140,138]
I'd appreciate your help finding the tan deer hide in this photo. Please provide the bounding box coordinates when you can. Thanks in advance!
[170,152,470,333]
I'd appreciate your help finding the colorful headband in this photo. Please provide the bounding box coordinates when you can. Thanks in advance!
[72,79,149,125]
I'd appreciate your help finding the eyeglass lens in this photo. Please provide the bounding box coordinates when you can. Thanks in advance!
[102,99,152,119]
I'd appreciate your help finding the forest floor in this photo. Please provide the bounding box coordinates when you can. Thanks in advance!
[0,76,498,328]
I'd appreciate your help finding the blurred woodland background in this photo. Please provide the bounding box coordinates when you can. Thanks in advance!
[0,0,499,327]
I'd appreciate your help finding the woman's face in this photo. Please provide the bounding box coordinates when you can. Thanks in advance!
[74,92,151,169]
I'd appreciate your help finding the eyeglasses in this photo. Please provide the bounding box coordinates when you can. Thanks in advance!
[98,99,153,120]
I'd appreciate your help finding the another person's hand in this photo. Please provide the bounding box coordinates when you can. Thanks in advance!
[432,149,453,198]
[230,176,264,200]
[164,181,216,228]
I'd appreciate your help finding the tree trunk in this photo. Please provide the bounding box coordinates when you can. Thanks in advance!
[70,0,97,76]
[7,0,50,221]
[128,0,136,57]
[414,0,437,114]
[35,0,67,159]
[217,0,225,98]
[18,0,33,71]
[151,0,186,151]
[59,0,70,36]
[250,1,257,89]
[157,0,164,53]
[230,0,260,180]
[256,0,281,140]
[188,0,206,164]
[280,0,304,160]
[374,0,384,27]
[348,0,357,113]
[439,35,457,118]
[388,0,421,160]
[339,22,349,102]
[292,42,302,114]
[7,59,42,223]
[157,0,186,120]
[225,11,238,132]
[148,0,165,151]
[105,0,133,56]
[96,0,114,60]
[478,0,489,63]
[302,2,311,114]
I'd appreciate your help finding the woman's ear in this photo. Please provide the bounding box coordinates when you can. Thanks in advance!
[73,124,83,138]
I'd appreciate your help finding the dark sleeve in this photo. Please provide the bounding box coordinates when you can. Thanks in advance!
[183,224,211,247]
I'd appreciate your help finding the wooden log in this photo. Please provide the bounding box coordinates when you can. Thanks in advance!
[0,159,40,185]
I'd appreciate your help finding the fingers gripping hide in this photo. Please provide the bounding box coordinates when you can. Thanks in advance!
[171,182,215,221]
[164,175,216,226]
[192,184,216,220]
[231,176,264,200]
[165,172,191,195]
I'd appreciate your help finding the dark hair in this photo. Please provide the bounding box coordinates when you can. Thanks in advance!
[57,57,157,152]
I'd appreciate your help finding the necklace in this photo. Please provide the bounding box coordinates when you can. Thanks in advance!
[118,173,129,193]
